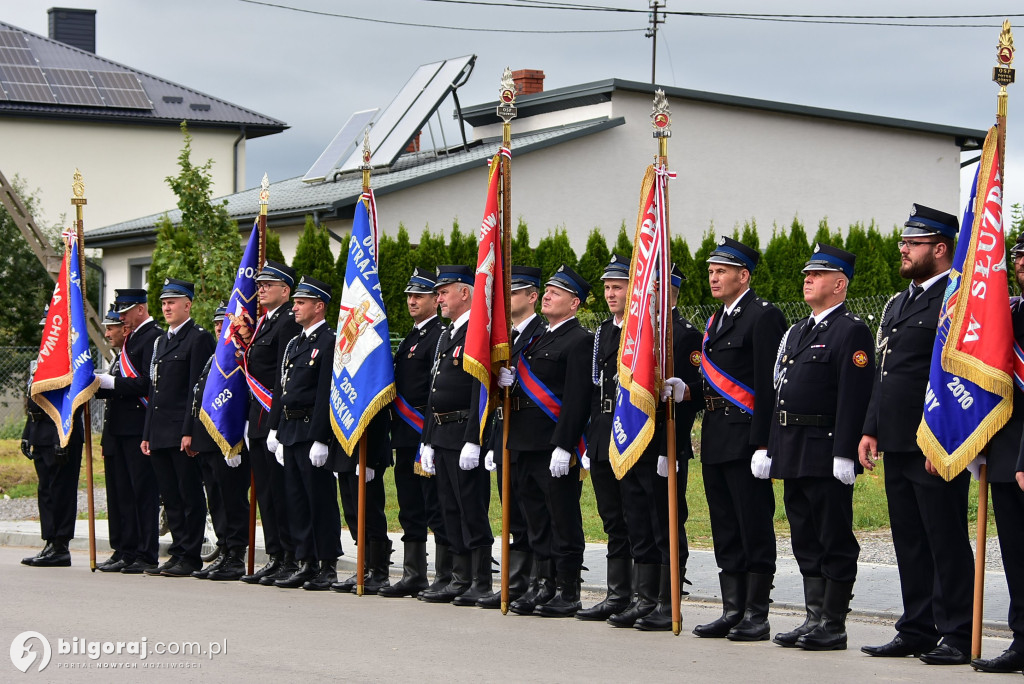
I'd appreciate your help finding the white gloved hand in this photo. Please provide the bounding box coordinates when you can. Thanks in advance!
[356,464,376,482]
[226,454,242,468]
[833,456,856,485]
[266,429,280,454]
[243,421,250,451]
[751,449,771,479]
[966,454,987,481]
[497,366,516,388]
[484,450,496,471]
[549,447,571,478]
[663,377,686,403]
[459,443,481,470]
[656,455,679,477]
[97,374,115,390]
[275,443,285,466]
[581,452,591,471]
[309,441,329,468]
[419,444,435,475]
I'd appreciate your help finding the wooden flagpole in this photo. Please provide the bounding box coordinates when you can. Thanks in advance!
[356,129,373,597]
[248,173,270,576]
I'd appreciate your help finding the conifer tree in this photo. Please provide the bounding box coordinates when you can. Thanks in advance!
[576,228,611,315]
[511,218,533,266]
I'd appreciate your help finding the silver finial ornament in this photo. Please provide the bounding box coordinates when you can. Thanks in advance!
[497,67,518,123]
[259,173,269,206]
[361,124,373,169]
[651,89,671,138]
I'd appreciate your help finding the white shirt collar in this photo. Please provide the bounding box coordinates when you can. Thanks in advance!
[449,310,471,332]
[303,319,326,336]
[546,316,575,333]
[168,318,190,336]
[723,289,752,316]
[264,304,283,319]
[515,313,538,335]
[810,302,844,326]
[916,269,951,293]
[414,314,438,331]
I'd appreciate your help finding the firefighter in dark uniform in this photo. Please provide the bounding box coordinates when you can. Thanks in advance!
[185,301,250,581]
[418,265,493,606]
[859,204,974,665]
[379,267,448,599]
[243,261,302,585]
[691,237,785,641]
[477,265,545,609]
[96,307,128,570]
[500,264,593,618]
[95,289,162,574]
[971,234,1024,673]
[141,278,216,577]
[269,276,341,591]
[763,244,873,651]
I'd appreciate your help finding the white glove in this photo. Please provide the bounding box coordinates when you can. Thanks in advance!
[459,443,480,470]
[226,454,242,468]
[657,455,679,477]
[419,444,435,475]
[243,421,250,450]
[581,452,591,471]
[484,450,496,471]
[275,443,284,466]
[833,457,856,485]
[310,441,329,468]
[549,447,571,478]
[662,377,686,403]
[751,449,771,479]
[266,429,280,454]
[497,366,516,388]
[97,374,115,390]
[357,464,375,482]
[966,454,987,481]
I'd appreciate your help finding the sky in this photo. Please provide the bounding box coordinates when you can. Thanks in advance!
[5,0,1024,221]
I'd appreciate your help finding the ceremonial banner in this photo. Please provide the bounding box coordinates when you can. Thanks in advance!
[918,127,1014,480]
[331,190,395,453]
[463,149,511,440]
[200,220,261,457]
[609,165,671,478]
[31,233,98,447]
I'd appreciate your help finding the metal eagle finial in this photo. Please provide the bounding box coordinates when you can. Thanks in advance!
[259,173,269,207]
[651,89,671,138]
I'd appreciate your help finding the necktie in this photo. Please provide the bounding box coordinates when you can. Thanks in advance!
[899,284,922,317]
[798,319,815,345]
[167,331,174,340]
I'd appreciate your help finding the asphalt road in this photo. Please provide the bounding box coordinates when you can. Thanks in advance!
[0,547,1006,682]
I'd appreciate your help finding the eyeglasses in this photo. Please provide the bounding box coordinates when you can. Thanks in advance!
[898,240,939,249]
[257,282,284,290]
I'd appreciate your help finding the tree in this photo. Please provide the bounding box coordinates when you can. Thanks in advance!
[378,225,414,335]
[148,122,241,327]
[534,227,577,285]
[760,217,809,303]
[692,227,719,304]
[447,219,478,267]
[811,217,843,250]
[613,220,633,259]
[844,222,895,298]
[511,218,533,266]
[576,228,611,315]
[671,236,702,306]
[0,178,55,346]
[265,229,286,265]
[414,227,448,273]
[292,214,337,324]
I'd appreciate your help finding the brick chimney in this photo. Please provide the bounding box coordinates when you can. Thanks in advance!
[48,7,97,53]
[405,131,421,153]
[511,69,545,96]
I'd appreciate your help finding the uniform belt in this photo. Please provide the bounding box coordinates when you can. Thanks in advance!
[600,398,614,414]
[284,408,314,420]
[775,410,834,427]
[704,396,729,412]
[433,409,470,425]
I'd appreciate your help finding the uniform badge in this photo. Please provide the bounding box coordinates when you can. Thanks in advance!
[852,350,869,367]
[689,351,701,366]
[310,348,320,366]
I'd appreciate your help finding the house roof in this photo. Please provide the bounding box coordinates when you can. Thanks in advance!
[86,116,625,248]
[462,78,987,151]
[0,20,287,137]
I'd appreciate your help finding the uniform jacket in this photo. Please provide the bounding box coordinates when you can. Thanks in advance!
[695,289,786,464]
[767,304,875,479]
[390,316,444,449]
[660,309,704,461]
[246,306,302,437]
[329,410,392,473]
[486,314,547,458]
[99,318,162,437]
[143,319,216,450]
[23,395,84,466]
[273,324,335,447]
[422,322,482,451]
[990,298,1024,481]
[587,317,622,463]
[183,354,219,454]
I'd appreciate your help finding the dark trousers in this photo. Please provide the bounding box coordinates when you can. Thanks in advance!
[150,447,207,566]
[198,449,250,549]
[337,470,389,544]
[393,446,447,545]
[992,481,1024,651]
[103,443,124,557]
[620,451,690,567]
[702,457,776,574]
[103,435,160,564]
[283,442,342,561]
[434,446,493,554]
[514,450,585,577]
[884,452,973,651]
[33,448,82,542]
[495,453,530,552]
[248,426,293,556]
[783,476,859,583]
[590,457,630,560]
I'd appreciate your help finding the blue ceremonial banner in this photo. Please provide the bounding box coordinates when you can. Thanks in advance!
[200,220,261,457]
[32,233,98,447]
[331,190,396,453]
[917,127,1014,480]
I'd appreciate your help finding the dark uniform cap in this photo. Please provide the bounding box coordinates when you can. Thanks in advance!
[293,276,332,303]
[1011,233,1024,258]
[707,236,760,272]
[510,266,542,291]
[103,306,124,326]
[546,264,591,300]
[434,265,474,288]
[670,263,686,289]
[213,299,229,322]
[902,203,959,239]
[803,243,856,279]
[160,278,195,300]
[404,267,437,294]
[601,253,630,281]
[39,303,49,327]
[256,260,296,289]
[113,288,148,313]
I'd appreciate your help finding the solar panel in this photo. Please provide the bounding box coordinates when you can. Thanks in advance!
[0,46,33,66]
[92,70,152,109]
[46,68,104,106]
[0,64,56,104]
[0,30,26,48]
[303,108,379,183]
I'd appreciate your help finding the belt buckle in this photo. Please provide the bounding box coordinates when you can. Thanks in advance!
[433,413,443,424]
[778,410,787,426]
[704,397,715,412]
[602,398,614,413]
[495,407,503,420]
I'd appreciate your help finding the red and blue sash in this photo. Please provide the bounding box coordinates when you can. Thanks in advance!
[700,313,755,413]
[394,392,424,433]
[1014,341,1024,393]
[517,354,586,461]
[242,314,274,412]
[119,334,148,407]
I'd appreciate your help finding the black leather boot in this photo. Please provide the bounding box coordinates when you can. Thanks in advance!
[727,572,773,641]
[577,557,632,621]
[208,548,246,581]
[607,563,659,628]
[509,558,554,615]
[274,560,318,588]
[362,539,394,595]
[31,539,71,567]
[420,552,472,603]
[22,542,54,566]
[453,547,494,606]
[418,544,452,599]
[693,571,746,637]
[797,580,853,651]
[192,549,227,579]
[774,576,826,647]
[242,554,280,584]
[303,559,339,591]
[535,570,582,617]
[635,564,680,631]
[259,552,298,586]
[477,549,532,609]
[379,541,429,598]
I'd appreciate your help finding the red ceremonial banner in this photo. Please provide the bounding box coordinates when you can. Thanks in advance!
[32,250,73,394]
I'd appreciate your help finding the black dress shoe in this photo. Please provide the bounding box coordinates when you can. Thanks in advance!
[275,561,319,589]
[145,558,179,576]
[21,542,55,566]
[861,635,935,658]
[96,553,121,570]
[162,560,201,577]
[972,649,1024,673]
[31,541,71,567]
[121,560,158,574]
[99,559,129,573]
[920,643,971,665]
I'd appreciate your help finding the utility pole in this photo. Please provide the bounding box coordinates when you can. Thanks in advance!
[646,0,666,85]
